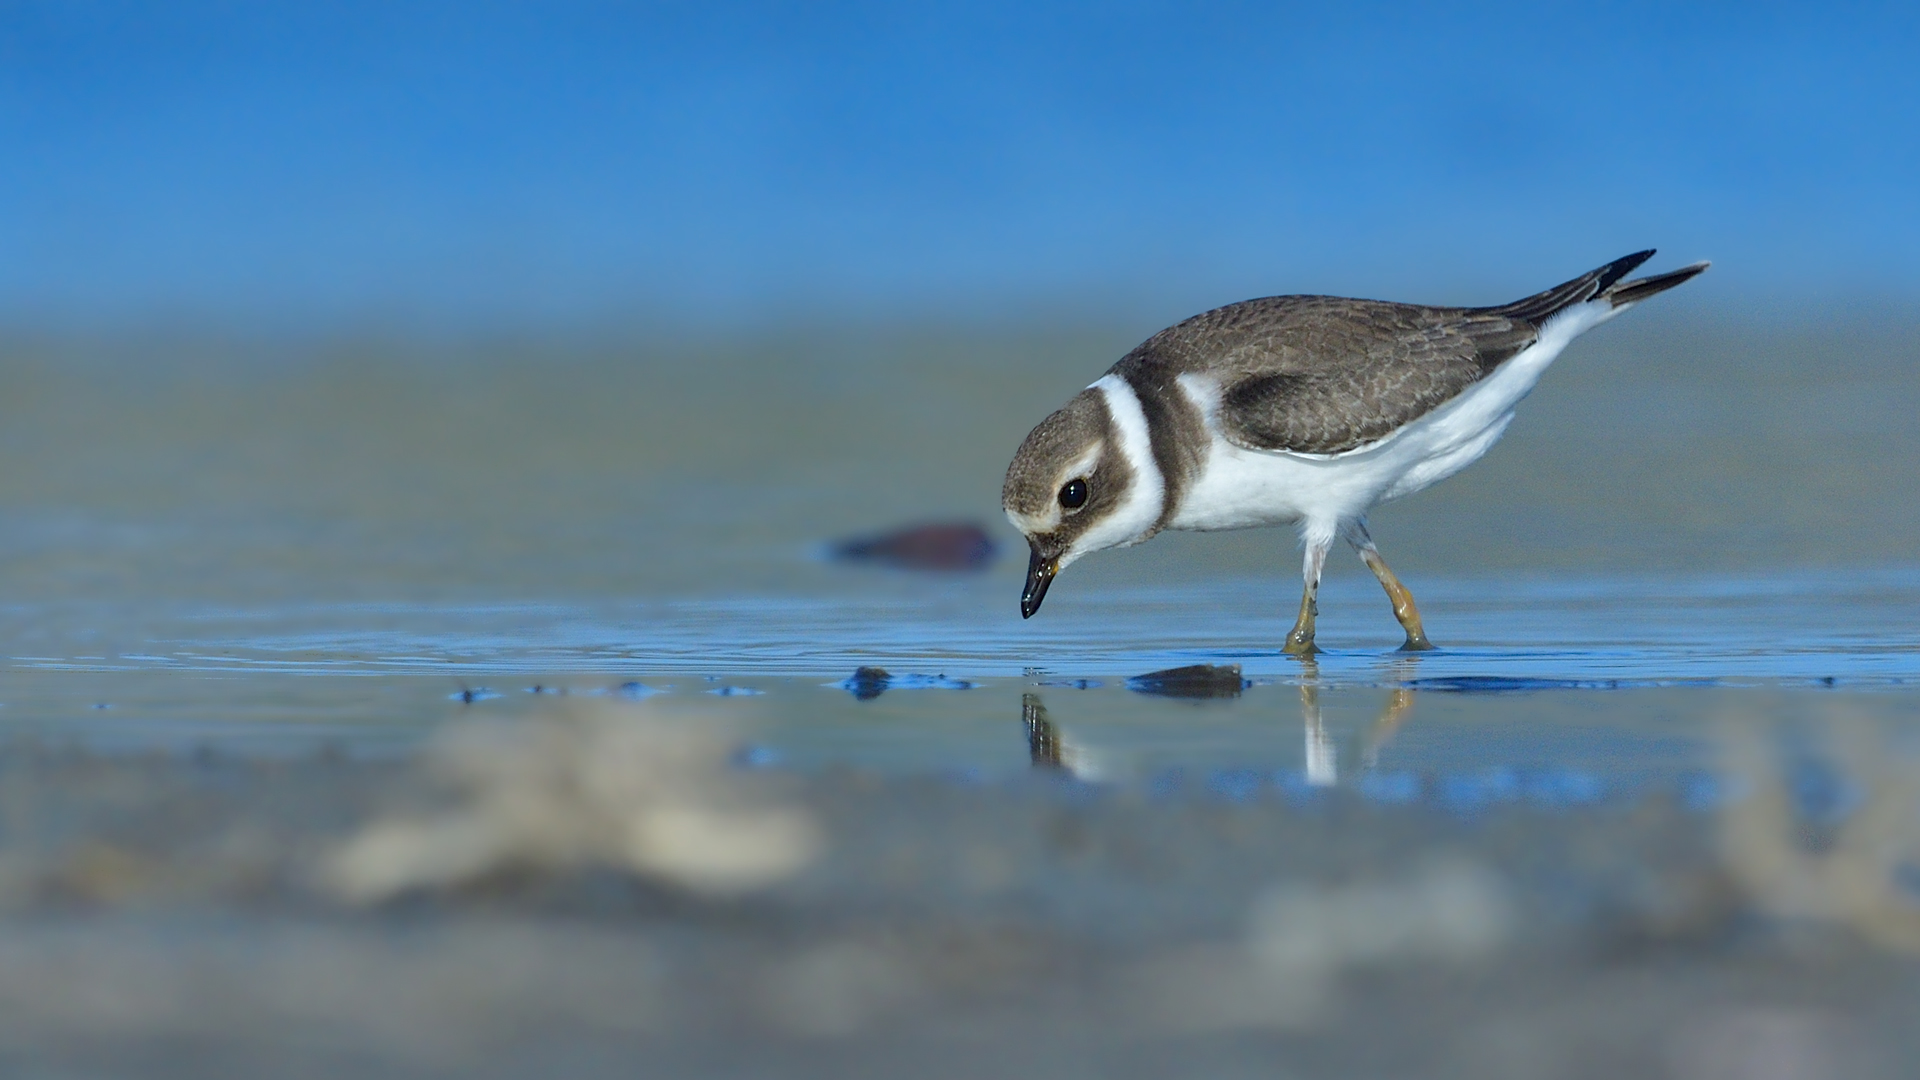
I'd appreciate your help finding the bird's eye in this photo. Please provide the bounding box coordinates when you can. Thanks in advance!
[1058,478,1089,510]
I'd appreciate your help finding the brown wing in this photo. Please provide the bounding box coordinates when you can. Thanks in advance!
[1124,251,1663,455]
[1210,299,1535,454]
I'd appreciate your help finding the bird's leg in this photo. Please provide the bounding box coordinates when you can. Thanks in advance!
[1283,530,1332,656]
[1343,521,1435,651]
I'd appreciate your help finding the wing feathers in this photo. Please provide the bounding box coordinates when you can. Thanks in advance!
[1121,252,1705,457]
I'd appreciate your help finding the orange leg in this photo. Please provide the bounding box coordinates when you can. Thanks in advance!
[1282,534,1331,656]
[1344,521,1435,651]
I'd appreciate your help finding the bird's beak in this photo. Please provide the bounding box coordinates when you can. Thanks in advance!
[1021,542,1058,619]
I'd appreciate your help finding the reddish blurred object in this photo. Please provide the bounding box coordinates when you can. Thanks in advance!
[831,522,998,571]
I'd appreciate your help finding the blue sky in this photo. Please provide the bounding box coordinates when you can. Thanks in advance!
[3,1,1917,327]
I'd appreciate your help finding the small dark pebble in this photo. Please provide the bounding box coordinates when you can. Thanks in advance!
[1126,664,1246,699]
[835,667,973,699]
[831,522,997,571]
[844,666,891,701]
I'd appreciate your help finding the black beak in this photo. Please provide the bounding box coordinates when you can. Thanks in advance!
[1021,543,1058,619]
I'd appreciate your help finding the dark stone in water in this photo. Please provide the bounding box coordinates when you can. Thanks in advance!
[831,523,997,571]
[1126,664,1246,699]
[845,666,891,701]
[836,667,973,699]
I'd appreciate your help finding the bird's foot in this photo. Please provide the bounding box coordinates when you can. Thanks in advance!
[1282,632,1320,657]
[1397,632,1436,652]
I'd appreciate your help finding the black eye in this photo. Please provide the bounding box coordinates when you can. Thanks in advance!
[1058,478,1088,510]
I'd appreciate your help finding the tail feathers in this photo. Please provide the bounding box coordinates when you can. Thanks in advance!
[1605,260,1711,308]
[1481,250,1708,327]
[1484,249,1656,326]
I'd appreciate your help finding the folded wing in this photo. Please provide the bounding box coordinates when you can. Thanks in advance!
[1195,250,1700,455]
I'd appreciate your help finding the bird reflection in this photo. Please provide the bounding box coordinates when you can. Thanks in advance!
[1297,668,1337,787]
[1362,657,1422,769]
[1294,656,1421,786]
[1021,692,1111,778]
[1022,655,1424,784]
[1023,693,1065,771]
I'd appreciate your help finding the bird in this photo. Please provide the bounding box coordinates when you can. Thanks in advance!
[1001,250,1708,654]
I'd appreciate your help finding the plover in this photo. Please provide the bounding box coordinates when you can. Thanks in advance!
[1002,250,1708,654]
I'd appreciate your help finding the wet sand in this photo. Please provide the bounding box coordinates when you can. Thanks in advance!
[2,686,1919,1078]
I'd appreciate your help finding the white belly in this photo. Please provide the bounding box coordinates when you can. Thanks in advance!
[1166,299,1615,532]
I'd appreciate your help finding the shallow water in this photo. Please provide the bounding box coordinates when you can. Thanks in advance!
[5,312,1920,825]
[5,566,1917,773]
[4,315,1920,1075]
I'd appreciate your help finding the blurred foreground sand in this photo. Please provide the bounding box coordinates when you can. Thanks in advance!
[0,696,1916,1078]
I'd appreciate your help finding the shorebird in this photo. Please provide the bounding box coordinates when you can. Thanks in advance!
[1001,250,1708,654]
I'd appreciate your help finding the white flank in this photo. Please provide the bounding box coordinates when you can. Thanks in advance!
[1168,298,1621,536]
[1060,375,1165,567]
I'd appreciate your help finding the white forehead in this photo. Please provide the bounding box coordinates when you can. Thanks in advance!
[1061,445,1102,485]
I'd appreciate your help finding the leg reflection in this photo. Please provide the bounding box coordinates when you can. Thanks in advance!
[1296,657,1424,786]
[1298,659,1337,787]
[1361,657,1422,770]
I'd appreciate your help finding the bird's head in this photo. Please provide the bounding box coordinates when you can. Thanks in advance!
[1001,379,1162,617]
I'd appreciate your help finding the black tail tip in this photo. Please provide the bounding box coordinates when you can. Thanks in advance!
[1593,249,1659,295]
[1608,259,1711,307]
